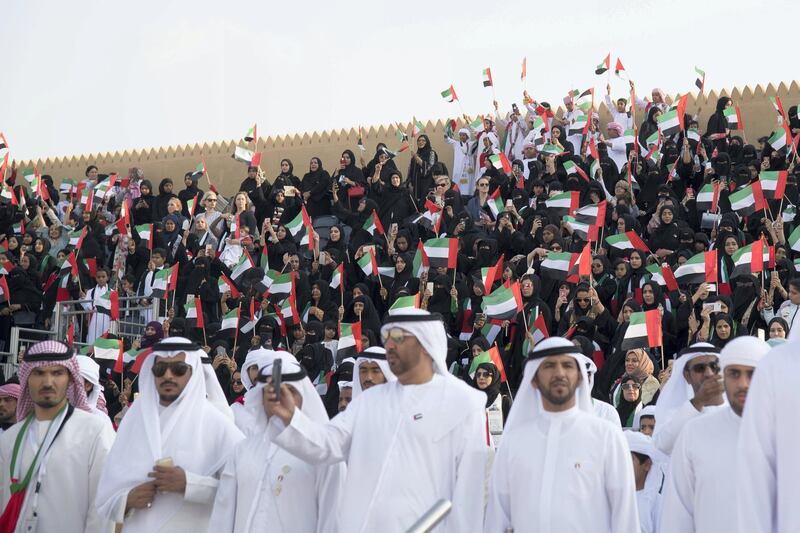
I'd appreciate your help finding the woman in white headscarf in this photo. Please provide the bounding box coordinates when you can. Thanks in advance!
[208,356,345,533]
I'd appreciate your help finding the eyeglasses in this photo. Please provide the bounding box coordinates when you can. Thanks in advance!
[621,383,641,391]
[381,328,412,344]
[475,370,492,378]
[151,361,191,378]
[689,361,720,374]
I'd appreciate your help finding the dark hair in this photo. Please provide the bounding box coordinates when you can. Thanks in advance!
[85,165,98,176]
[788,278,800,293]
[151,247,167,258]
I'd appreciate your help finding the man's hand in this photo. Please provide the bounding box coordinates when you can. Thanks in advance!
[691,375,725,410]
[263,382,297,425]
[125,481,157,512]
[148,465,187,494]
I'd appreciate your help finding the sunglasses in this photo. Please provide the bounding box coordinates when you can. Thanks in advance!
[575,297,591,303]
[689,361,720,374]
[477,183,489,187]
[475,370,492,378]
[621,383,641,391]
[206,198,217,202]
[232,379,242,385]
[151,361,191,378]
[381,328,413,344]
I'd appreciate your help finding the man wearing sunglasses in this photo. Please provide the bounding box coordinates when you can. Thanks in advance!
[96,337,243,532]
[653,343,725,456]
[264,309,489,533]
[661,336,769,533]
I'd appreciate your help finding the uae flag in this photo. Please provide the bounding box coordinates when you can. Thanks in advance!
[244,123,257,142]
[595,53,610,75]
[695,182,720,212]
[488,152,512,173]
[185,297,205,328]
[481,257,504,295]
[0,276,9,303]
[562,216,591,240]
[276,296,300,327]
[355,249,377,277]
[574,200,607,227]
[134,223,153,247]
[731,241,773,278]
[264,270,294,300]
[728,182,766,216]
[217,274,241,298]
[192,161,206,178]
[413,240,429,277]
[337,322,363,360]
[230,251,256,281]
[362,210,385,236]
[567,242,593,281]
[329,263,345,291]
[648,263,679,292]
[614,58,626,78]
[423,238,458,270]
[694,66,705,91]
[657,109,683,137]
[759,170,788,199]
[482,67,493,87]
[151,267,173,298]
[770,96,786,119]
[540,144,563,155]
[220,307,240,331]
[545,191,580,216]
[767,123,792,151]
[481,282,522,320]
[441,85,458,103]
[605,231,650,252]
[469,346,507,382]
[93,338,124,362]
[569,114,589,136]
[786,224,800,252]
[621,310,662,351]
[388,294,421,315]
[486,188,506,219]
[96,290,120,320]
[539,251,575,281]
[522,311,549,356]
[783,205,796,223]
[563,160,589,182]
[724,106,743,130]
[674,250,718,285]
[285,206,313,247]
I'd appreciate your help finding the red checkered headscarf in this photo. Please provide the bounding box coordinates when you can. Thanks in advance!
[16,340,91,419]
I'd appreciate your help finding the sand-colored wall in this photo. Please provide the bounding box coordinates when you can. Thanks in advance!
[19,81,800,196]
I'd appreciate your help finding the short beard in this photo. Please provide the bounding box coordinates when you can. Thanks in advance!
[158,392,180,405]
[33,397,64,409]
[535,375,580,406]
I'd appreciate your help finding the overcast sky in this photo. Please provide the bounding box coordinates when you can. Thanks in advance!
[2,0,796,161]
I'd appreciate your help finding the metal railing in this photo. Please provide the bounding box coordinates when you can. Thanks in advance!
[53,295,160,350]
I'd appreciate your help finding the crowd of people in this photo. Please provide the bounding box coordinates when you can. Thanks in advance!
[0,82,799,532]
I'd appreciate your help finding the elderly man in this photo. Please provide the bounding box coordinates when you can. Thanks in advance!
[352,346,396,398]
[661,336,769,533]
[265,309,489,533]
[0,340,115,532]
[95,337,243,532]
[0,383,20,433]
[484,337,639,533]
[737,330,800,531]
[653,343,724,455]
[209,352,345,532]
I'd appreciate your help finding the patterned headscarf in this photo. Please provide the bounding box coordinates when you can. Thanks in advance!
[16,340,91,419]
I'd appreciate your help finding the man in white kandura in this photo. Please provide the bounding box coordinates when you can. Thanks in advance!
[208,352,345,532]
[95,337,243,532]
[484,337,640,533]
[661,336,769,533]
[265,309,490,533]
[351,346,396,398]
[737,329,800,531]
[0,340,116,533]
[653,343,724,455]
[625,431,664,533]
